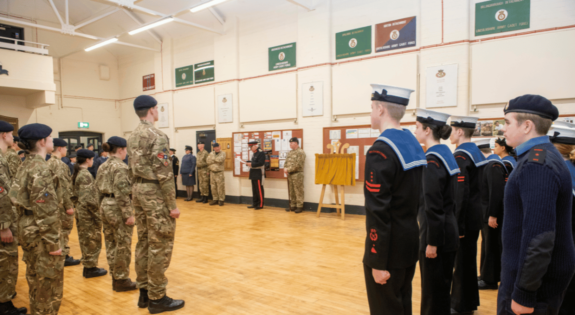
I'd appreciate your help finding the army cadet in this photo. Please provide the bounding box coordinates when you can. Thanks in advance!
[207,143,226,206]
[180,146,196,202]
[170,148,179,198]
[95,136,137,292]
[0,121,27,315]
[47,138,80,267]
[283,138,305,213]
[127,95,184,313]
[72,149,107,278]
[363,84,425,314]
[413,109,460,315]
[449,115,487,315]
[499,95,575,315]
[246,141,266,210]
[196,141,209,204]
[494,138,517,174]
[12,123,63,315]
[5,136,21,179]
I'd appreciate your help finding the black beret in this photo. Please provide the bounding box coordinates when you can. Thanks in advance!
[69,153,77,158]
[76,149,96,158]
[0,121,14,132]
[74,145,83,150]
[197,141,205,145]
[289,137,299,144]
[13,136,20,142]
[170,148,176,151]
[248,141,258,145]
[18,123,52,140]
[133,95,158,110]
[185,146,193,151]
[107,136,127,147]
[87,143,94,148]
[53,138,68,147]
[505,94,559,121]
[213,143,220,147]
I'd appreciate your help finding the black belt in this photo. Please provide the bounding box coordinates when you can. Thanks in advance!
[24,210,33,216]
[135,177,160,184]
[104,194,115,198]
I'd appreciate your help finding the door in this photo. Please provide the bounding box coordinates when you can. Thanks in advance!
[87,137,101,152]
[59,131,103,156]
[196,130,216,153]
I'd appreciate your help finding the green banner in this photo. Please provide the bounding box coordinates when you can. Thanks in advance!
[194,60,215,84]
[269,43,296,71]
[335,26,372,60]
[175,65,194,87]
[475,0,530,36]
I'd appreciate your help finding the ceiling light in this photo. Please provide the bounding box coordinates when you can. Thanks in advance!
[85,38,118,52]
[190,0,229,13]
[128,17,174,35]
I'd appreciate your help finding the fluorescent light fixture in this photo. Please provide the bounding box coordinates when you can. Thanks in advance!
[190,0,229,13]
[128,17,174,35]
[85,38,118,52]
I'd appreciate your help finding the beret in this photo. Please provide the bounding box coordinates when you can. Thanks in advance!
[248,141,258,145]
[185,146,193,151]
[17,150,25,155]
[69,153,77,158]
[170,148,176,151]
[86,143,94,148]
[133,95,158,110]
[53,138,68,147]
[76,149,96,158]
[213,143,220,147]
[289,137,299,143]
[18,123,52,140]
[74,145,83,150]
[0,121,14,132]
[505,94,558,121]
[13,136,20,142]
[197,141,205,145]
[107,136,127,147]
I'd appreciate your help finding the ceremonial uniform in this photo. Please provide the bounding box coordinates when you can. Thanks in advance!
[248,142,266,209]
[171,149,179,198]
[502,156,517,175]
[284,139,305,212]
[207,145,226,205]
[196,146,210,203]
[180,151,196,186]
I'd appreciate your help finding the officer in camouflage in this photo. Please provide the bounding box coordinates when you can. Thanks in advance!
[127,95,184,314]
[5,136,21,180]
[207,143,226,206]
[284,137,306,213]
[195,141,209,204]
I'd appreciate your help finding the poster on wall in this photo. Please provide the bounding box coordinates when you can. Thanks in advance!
[157,103,169,128]
[425,64,458,108]
[175,66,193,87]
[143,74,155,91]
[335,26,372,60]
[475,0,530,36]
[302,81,323,117]
[269,43,296,71]
[375,16,416,53]
[217,94,233,123]
[194,60,215,84]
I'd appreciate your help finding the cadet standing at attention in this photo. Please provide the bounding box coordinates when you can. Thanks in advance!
[207,143,226,206]
[363,84,425,315]
[95,136,137,292]
[246,141,266,210]
[127,95,184,313]
[170,148,179,199]
[5,136,22,179]
[195,141,209,204]
[283,137,305,213]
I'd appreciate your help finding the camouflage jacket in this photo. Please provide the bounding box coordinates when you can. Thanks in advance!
[5,148,21,180]
[285,148,306,174]
[46,155,74,211]
[9,154,60,252]
[127,120,176,210]
[0,148,13,230]
[95,156,133,221]
[196,150,209,169]
[73,169,99,214]
[207,151,226,173]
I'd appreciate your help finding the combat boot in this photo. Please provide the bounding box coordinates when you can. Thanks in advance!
[202,196,208,204]
[285,207,294,212]
[138,289,149,308]
[219,201,224,206]
[83,267,108,278]
[113,278,138,292]
[148,295,185,314]
[209,200,218,206]
[64,255,81,266]
[0,301,27,315]
[295,208,303,213]
[195,196,204,203]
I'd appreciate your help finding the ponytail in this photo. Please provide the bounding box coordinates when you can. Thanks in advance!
[72,156,88,185]
[421,123,452,141]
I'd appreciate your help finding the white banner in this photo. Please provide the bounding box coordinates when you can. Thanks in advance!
[426,64,458,108]
[217,94,233,123]
[157,103,169,128]
[302,81,323,117]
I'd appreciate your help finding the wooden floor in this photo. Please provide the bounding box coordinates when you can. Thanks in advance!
[13,200,497,314]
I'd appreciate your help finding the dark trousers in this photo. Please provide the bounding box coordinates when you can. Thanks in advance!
[559,276,575,315]
[420,250,456,315]
[480,223,502,284]
[251,179,264,208]
[174,177,178,198]
[364,263,416,315]
[451,229,480,312]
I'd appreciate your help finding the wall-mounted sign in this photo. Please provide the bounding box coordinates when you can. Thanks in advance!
[475,0,530,36]
[194,60,214,84]
[335,26,372,60]
[269,43,296,71]
[78,122,90,129]
[302,81,323,117]
[143,74,155,91]
[425,64,458,108]
[175,65,193,87]
[375,16,416,53]
[157,103,169,128]
[217,94,233,123]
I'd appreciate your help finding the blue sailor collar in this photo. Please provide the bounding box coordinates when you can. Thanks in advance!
[516,136,550,156]
[425,144,460,176]
[485,154,508,173]
[376,128,426,171]
[454,142,487,167]
[502,155,517,169]
[564,160,575,197]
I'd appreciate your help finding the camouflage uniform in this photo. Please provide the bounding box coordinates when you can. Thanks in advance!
[73,169,102,268]
[127,120,176,301]
[10,154,63,315]
[46,156,75,257]
[196,150,209,197]
[284,148,306,209]
[95,156,134,280]
[5,148,21,180]
[0,148,18,305]
[207,151,226,202]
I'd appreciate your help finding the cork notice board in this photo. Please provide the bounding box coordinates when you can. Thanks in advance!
[232,129,303,179]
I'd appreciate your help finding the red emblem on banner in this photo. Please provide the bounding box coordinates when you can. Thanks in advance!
[370,229,378,241]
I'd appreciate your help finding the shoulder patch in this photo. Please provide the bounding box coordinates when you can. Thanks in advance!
[427,160,440,168]
[528,148,546,164]
[368,150,387,159]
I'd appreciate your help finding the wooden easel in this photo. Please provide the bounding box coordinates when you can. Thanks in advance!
[317,141,349,220]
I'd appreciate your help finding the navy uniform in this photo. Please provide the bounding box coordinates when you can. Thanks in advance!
[247,141,266,210]
[499,95,575,315]
[502,155,516,175]
[450,116,487,314]
[415,109,460,315]
[170,148,179,198]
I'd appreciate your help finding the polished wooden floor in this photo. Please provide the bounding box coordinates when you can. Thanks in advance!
[13,200,497,314]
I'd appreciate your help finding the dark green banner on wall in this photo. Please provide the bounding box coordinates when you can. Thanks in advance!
[269,43,296,71]
[475,0,530,36]
[175,65,194,87]
[194,60,215,84]
[335,26,372,60]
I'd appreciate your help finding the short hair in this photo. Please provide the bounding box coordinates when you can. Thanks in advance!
[375,101,406,121]
[135,108,150,118]
[453,126,475,139]
[515,113,553,135]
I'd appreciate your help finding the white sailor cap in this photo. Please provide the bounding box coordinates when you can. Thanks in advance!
[473,138,491,149]
[371,84,414,106]
[450,116,479,129]
[548,125,575,145]
[552,121,575,129]
[415,109,451,126]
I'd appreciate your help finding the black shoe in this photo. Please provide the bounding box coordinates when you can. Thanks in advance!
[196,196,205,203]
[17,307,27,314]
[295,208,303,213]
[254,207,263,210]
[0,301,27,315]
[83,267,108,278]
[64,255,81,266]
[209,200,218,206]
[247,205,255,209]
[478,280,498,290]
[219,201,224,206]
[451,308,474,315]
[285,207,293,212]
[202,197,208,204]
[148,295,185,314]
[138,289,149,308]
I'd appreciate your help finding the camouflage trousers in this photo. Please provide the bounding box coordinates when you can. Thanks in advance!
[210,172,225,201]
[101,198,134,280]
[60,208,74,257]
[198,168,209,197]
[132,182,176,300]
[76,205,102,268]
[0,225,18,303]
[288,172,305,208]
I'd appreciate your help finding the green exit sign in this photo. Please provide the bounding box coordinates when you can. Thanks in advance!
[78,122,89,129]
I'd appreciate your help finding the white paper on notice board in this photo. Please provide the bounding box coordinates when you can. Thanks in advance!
[274,138,281,150]
[358,128,371,138]
[364,145,371,155]
[281,138,290,151]
[330,130,341,140]
[347,146,360,180]
[272,131,281,139]
[282,131,292,140]
[371,129,380,137]
[346,129,358,139]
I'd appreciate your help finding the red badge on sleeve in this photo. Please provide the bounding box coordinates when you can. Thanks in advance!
[36,200,45,203]
[0,187,4,193]
[157,153,164,159]
[164,161,169,166]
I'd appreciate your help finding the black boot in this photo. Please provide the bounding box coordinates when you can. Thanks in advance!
[196,196,204,203]
[478,280,498,290]
[202,196,208,204]
[138,289,149,308]
[295,207,303,213]
[148,295,185,314]
[64,255,81,266]
[83,267,108,278]
[0,301,27,315]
